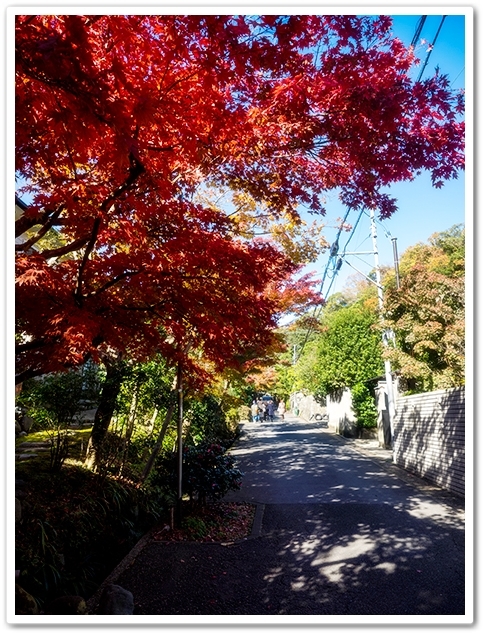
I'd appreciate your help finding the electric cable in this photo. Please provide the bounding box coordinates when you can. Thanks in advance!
[410,15,427,49]
[312,206,366,323]
[292,15,438,364]
[417,16,447,82]
[294,205,365,362]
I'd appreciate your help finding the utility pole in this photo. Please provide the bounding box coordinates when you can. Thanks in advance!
[391,237,400,289]
[370,209,396,447]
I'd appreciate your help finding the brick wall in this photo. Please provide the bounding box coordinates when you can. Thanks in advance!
[393,387,465,497]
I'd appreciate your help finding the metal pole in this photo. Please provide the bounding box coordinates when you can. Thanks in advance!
[391,237,400,289]
[176,361,183,526]
[370,209,395,448]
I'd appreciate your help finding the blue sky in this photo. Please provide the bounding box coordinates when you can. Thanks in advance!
[300,11,469,296]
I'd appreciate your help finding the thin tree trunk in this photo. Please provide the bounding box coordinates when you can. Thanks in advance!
[139,403,175,483]
[118,379,141,474]
[176,363,184,527]
[85,360,125,470]
[125,380,140,443]
[148,407,159,434]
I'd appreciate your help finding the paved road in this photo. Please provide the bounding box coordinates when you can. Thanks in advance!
[101,418,466,618]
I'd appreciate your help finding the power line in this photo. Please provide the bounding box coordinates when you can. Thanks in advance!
[410,15,427,48]
[313,206,366,322]
[294,205,366,362]
[417,16,447,82]
[292,15,433,364]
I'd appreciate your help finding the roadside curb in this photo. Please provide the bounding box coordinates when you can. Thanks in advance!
[86,528,156,614]
[250,503,265,537]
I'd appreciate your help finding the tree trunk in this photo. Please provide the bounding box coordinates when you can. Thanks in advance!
[139,403,175,483]
[176,363,184,527]
[148,407,159,434]
[118,378,141,474]
[85,360,125,470]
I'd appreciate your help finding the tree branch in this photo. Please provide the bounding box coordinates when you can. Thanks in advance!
[15,204,64,238]
[87,269,144,297]
[39,235,91,259]
[15,207,64,252]
[16,337,47,354]
[74,216,101,307]
[74,152,146,307]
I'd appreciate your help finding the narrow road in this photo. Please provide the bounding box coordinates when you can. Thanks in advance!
[110,417,466,617]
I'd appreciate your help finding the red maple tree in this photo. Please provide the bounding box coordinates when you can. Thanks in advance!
[15,14,464,385]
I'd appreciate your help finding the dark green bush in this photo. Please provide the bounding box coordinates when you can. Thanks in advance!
[151,439,243,505]
[15,464,167,609]
[186,396,235,444]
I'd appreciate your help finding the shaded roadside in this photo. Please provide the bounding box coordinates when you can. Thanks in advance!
[87,418,466,617]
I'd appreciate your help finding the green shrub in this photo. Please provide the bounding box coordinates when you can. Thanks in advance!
[16,367,103,471]
[182,516,208,539]
[185,396,234,445]
[151,439,243,505]
[351,382,378,430]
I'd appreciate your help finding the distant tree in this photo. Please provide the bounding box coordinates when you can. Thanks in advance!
[295,301,384,401]
[383,226,465,391]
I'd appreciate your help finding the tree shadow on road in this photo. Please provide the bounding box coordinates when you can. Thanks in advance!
[114,498,465,616]
[112,420,466,617]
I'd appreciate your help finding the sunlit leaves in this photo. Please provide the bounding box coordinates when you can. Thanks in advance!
[15,14,465,383]
[382,226,465,391]
[294,303,384,399]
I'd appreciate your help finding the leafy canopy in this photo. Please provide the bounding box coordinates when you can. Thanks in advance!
[15,15,465,384]
[294,301,384,400]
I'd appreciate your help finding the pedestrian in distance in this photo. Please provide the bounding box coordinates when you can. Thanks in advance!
[257,399,265,423]
[250,401,260,422]
[278,400,285,420]
[267,400,275,422]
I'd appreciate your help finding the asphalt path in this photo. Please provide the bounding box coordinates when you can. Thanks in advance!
[105,417,466,619]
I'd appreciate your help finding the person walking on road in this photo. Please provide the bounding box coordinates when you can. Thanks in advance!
[278,400,285,420]
[250,400,260,422]
[257,399,265,422]
[267,400,275,422]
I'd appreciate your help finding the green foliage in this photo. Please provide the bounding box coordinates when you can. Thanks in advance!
[185,394,235,445]
[181,516,209,539]
[151,440,243,505]
[429,224,465,275]
[270,361,296,402]
[296,303,384,401]
[116,357,175,425]
[16,366,102,470]
[18,370,84,429]
[88,357,177,477]
[351,382,378,430]
[383,225,465,392]
[183,442,243,502]
[15,369,242,608]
